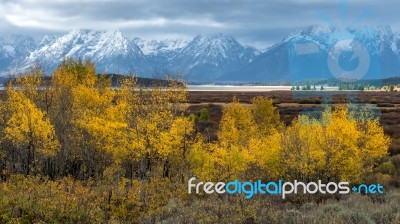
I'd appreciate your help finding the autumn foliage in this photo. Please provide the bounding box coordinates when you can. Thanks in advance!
[0,58,392,222]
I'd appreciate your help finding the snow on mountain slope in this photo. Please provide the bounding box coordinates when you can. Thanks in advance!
[0,35,36,75]
[132,38,188,55]
[132,38,190,74]
[2,26,400,82]
[21,29,150,75]
[170,33,257,81]
[0,30,260,80]
[224,25,400,82]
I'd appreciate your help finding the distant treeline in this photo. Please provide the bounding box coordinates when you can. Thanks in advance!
[293,77,400,88]
[189,77,400,87]
[3,73,183,87]
[188,81,292,86]
[105,74,184,87]
[3,73,400,88]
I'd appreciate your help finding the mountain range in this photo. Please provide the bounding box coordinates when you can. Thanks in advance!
[1,26,400,83]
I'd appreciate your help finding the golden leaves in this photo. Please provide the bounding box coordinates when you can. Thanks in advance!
[189,100,390,184]
[3,87,59,157]
[281,108,389,182]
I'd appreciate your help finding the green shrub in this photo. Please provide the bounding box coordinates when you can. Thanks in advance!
[377,161,396,175]
[199,108,210,122]
[188,113,197,122]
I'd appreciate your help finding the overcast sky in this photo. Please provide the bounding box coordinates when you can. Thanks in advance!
[0,0,399,48]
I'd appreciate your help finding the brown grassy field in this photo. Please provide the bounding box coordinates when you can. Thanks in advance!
[188,90,400,155]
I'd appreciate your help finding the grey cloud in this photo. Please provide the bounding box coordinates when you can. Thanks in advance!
[0,0,399,48]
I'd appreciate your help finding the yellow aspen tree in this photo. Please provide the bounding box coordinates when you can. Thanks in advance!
[14,64,44,106]
[322,108,363,182]
[71,84,130,160]
[4,87,59,174]
[189,96,285,181]
[251,96,283,135]
[280,116,325,181]
[157,116,195,179]
[248,132,282,180]
[247,96,284,180]
[0,99,6,160]
[48,58,108,178]
[351,109,390,178]
[129,77,189,179]
[280,107,390,183]
[219,97,257,146]
[187,136,216,180]
[200,97,256,180]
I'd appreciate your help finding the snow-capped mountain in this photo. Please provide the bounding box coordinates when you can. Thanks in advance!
[21,29,150,75]
[2,26,400,82]
[170,33,257,81]
[0,30,259,80]
[132,38,188,55]
[0,35,36,75]
[225,25,400,82]
[132,34,257,80]
[132,38,190,75]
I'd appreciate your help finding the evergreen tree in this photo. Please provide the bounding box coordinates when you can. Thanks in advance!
[199,108,210,122]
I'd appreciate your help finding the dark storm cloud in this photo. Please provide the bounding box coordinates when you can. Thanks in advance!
[0,0,399,48]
